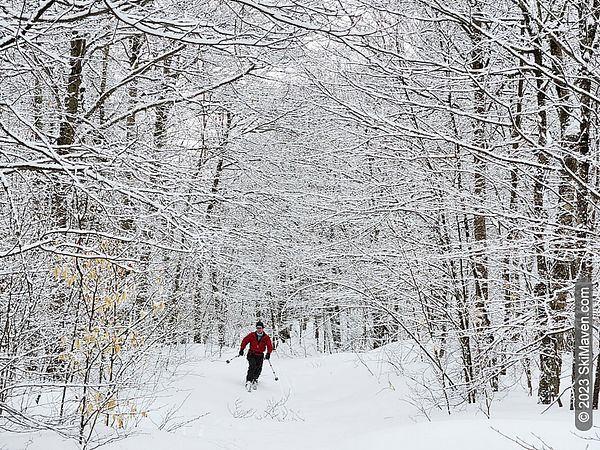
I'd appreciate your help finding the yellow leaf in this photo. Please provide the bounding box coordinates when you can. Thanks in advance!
[84,333,96,345]
[151,301,166,314]
[106,398,117,410]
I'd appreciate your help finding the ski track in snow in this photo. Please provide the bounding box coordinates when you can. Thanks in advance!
[1,345,598,450]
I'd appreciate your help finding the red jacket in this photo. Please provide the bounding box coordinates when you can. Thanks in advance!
[241,332,273,356]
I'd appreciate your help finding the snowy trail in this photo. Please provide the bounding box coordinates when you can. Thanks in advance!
[141,349,410,450]
[2,345,598,449]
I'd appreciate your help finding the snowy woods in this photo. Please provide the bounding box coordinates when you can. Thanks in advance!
[2,0,600,446]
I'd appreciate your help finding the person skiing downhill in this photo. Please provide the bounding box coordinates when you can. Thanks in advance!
[239,321,273,391]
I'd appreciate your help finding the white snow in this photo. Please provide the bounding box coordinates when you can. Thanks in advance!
[1,345,598,449]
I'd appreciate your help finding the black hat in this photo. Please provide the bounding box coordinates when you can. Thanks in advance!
[256,321,264,328]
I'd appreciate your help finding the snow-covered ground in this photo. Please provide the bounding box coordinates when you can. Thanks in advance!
[2,345,598,449]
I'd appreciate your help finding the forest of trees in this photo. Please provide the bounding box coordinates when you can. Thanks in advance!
[1,0,600,446]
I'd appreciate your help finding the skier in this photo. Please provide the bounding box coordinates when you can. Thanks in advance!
[239,321,273,391]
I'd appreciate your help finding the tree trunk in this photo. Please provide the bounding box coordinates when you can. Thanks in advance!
[53,34,87,229]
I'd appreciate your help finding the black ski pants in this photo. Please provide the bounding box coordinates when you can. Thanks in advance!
[246,352,264,382]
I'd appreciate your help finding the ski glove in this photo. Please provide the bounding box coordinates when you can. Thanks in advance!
[239,349,244,356]
[265,353,270,360]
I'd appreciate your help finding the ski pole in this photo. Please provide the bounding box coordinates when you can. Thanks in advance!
[267,359,279,381]
[226,354,241,364]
